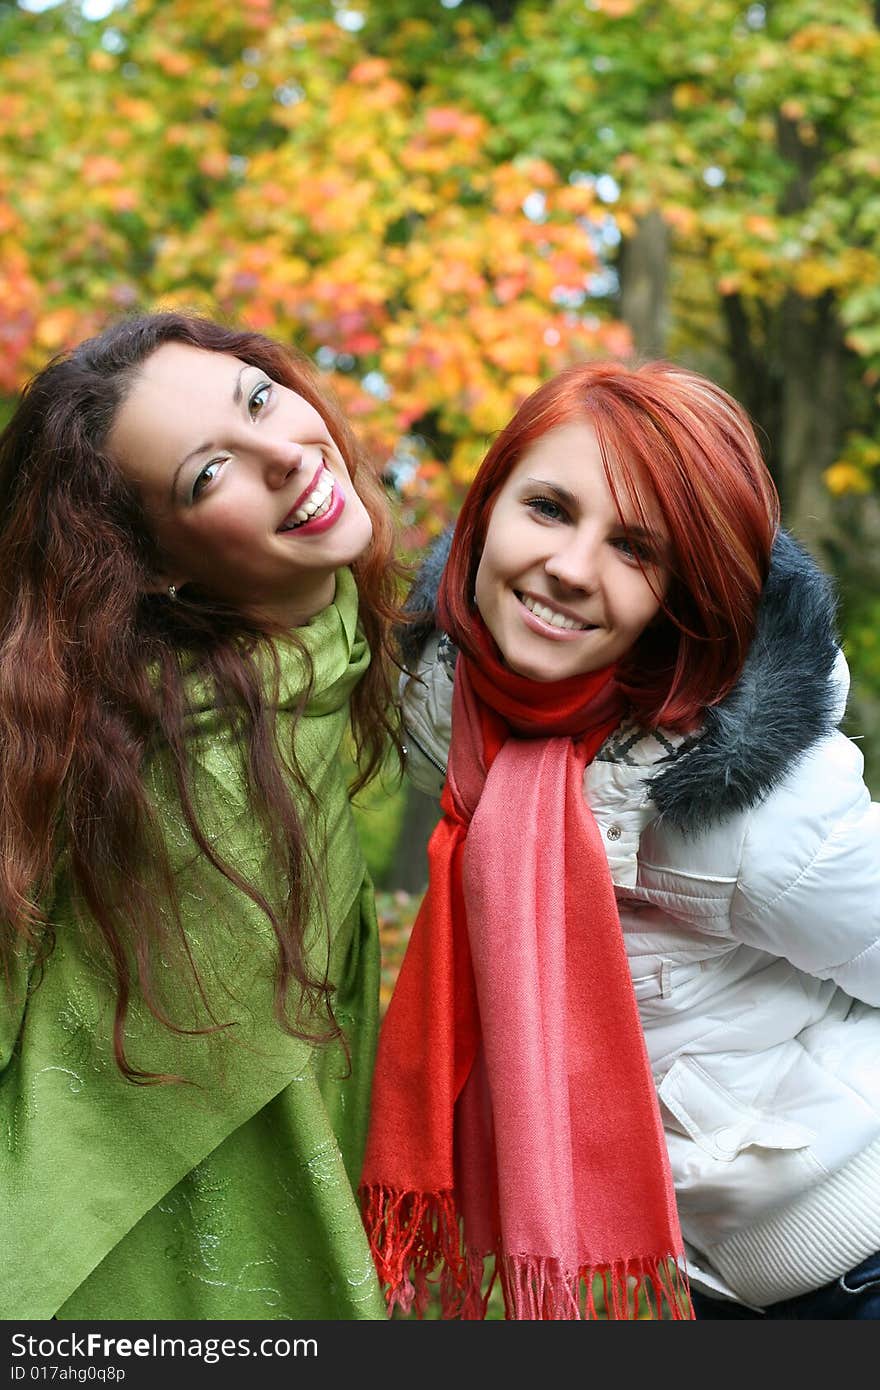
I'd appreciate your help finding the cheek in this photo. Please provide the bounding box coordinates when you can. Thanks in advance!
[158,506,259,566]
[348,486,373,530]
[475,518,515,587]
[474,545,502,612]
[618,574,664,633]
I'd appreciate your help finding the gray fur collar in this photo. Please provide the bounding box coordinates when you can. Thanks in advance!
[401,528,840,833]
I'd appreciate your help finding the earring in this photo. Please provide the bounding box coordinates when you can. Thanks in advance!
[167,584,178,601]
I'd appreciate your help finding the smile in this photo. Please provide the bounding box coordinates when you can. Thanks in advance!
[516,592,594,632]
[278,466,337,532]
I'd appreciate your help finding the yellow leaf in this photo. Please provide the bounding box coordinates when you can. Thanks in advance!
[592,0,638,15]
[156,51,194,78]
[673,83,707,110]
[199,151,229,179]
[793,258,837,297]
[823,463,870,496]
[716,275,742,295]
[81,156,125,185]
[467,387,513,434]
[663,205,698,236]
[744,215,777,242]
[36,307,78,350]
[450,437,486,486]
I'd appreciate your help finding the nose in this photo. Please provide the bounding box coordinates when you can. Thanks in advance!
[259,436,309,489]
[543,530,601,593]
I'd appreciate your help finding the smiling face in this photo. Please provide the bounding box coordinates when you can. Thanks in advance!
[107,341,373,627]
[473,420,670,682]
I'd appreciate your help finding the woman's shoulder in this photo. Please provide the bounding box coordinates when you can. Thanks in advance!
[640,648,866,858]
[597,637,867,887]
[610,693,878,986]
[645,640,879,977]
[726,721,880,996]
[735,716,876,879]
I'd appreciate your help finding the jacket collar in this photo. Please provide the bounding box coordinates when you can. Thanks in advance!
[404,528,841,834]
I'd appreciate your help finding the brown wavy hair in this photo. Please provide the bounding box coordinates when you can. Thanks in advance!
[0,311,404,1081]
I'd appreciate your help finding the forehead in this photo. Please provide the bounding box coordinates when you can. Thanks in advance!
[124,342,246,416]
[110,343,244,463]
[501,419,610,496]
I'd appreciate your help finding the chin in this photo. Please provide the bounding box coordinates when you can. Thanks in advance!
[503,649,562,683]
[514,667,559,684]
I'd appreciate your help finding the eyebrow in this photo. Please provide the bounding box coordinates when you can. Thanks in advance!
[522,477,579,507]
[170,363,250,499]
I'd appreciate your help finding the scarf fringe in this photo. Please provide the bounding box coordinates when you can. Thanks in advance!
[361,1185,693,1319]
[360,1184,467,1317]
[497,1254,692,1320]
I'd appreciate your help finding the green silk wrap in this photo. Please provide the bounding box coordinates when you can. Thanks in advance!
[0,568,386,1320]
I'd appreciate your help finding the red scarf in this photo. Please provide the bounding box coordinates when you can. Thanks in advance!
[360,617,691,1319]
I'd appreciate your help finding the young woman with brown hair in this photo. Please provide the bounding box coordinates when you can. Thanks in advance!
[0,311,401,1319]
[361,361,880,1320]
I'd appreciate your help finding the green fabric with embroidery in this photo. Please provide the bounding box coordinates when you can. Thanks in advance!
[0,568,386,1320]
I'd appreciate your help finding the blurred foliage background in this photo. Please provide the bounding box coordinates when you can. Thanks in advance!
[2,0,879,838]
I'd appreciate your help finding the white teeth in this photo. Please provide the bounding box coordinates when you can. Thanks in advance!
[303,475,333,516]
[282,469,334,530]
[520,594,589,631]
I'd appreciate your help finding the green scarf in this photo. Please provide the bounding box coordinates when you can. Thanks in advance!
[1,568,381,1319]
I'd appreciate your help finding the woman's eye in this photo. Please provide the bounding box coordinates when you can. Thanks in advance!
[614,535,652,563]
[526,496,566,522]
[191,459,223,500]
[249,382,272,419]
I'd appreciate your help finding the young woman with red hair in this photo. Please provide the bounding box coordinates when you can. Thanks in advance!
[361,360,880,1320]
[0,311,402,1319]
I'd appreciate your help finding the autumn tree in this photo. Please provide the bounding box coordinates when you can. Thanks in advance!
[0,0,627,546]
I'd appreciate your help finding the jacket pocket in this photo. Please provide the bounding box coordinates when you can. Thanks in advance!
[658,1056,815,1163]
[630,959,703,1003]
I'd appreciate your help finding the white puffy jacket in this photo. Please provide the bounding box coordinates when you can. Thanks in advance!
[399,530,880,1308]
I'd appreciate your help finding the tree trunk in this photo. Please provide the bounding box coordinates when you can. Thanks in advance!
[776,290,846,561]
[722,114,847,566]
[618,209,669,356]
[386,782,440,893]
[721,292,782,472]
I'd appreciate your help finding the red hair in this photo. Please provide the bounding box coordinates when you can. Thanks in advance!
[440,361,780,730]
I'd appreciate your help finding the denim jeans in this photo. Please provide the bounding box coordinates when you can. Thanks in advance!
[691,1249,880,1319]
